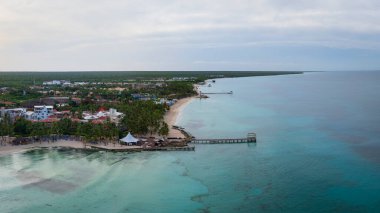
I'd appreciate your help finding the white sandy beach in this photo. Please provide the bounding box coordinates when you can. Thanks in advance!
[164,96,195,138]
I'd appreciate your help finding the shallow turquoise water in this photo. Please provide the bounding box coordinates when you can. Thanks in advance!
[1,72,380,212]
[0,149,208,213]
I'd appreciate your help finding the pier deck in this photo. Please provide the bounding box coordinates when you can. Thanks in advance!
[89,145,142,152]
[89,145,194,152]
[143,146,195,151]
[200,91,233,94]
[190,133,256,144]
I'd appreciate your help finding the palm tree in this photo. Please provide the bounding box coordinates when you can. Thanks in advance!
[158,122,169,138]
[0,114,13,145]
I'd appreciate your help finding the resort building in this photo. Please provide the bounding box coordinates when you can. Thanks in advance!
[43,80,70,86]
[169,77,197,81]
[24,111,35,120]
[109,108,124,123]
[131,93,155,101]
[82,108,124,124]
[155,98,177,106]
[73,82,89,86]
[33,105,54,120]
[0,107,27,120]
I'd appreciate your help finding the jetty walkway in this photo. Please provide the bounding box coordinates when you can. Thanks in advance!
[89,145,194,152]
[88,132,256,152]
[200,91,233,95]
[190,133,256,144]
[143,146,195,151]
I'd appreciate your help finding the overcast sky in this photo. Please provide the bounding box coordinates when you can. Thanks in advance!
[1,0,380,71]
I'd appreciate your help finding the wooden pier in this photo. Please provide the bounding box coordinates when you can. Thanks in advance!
[143,146,195,151]
[89,145,194,152]
[88,132,256,152]
[190,133,256,144]
[200,91,233,95]
[89,145,142,152]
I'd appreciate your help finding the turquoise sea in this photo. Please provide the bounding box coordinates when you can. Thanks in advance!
[1,72,380,212]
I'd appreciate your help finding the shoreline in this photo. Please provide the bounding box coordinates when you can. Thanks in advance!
[0,96,196,156]
[0,140,86,156]
[0,87,198,156]
[164,96,195,139]
[0,140,146,156]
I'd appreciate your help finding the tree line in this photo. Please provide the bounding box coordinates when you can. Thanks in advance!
[0,117,118,145]
[0,100,169,145]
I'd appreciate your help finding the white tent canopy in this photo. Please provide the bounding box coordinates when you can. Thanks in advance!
[120,132,138,144]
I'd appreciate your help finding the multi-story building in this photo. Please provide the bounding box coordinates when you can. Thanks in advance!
[33,105,54,120]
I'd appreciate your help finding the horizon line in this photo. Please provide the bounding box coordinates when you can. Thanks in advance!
[0,70,379,73]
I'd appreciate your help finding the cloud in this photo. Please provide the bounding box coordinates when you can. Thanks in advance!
[0,0,380,71]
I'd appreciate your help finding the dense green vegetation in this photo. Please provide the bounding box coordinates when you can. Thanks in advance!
[0,88,42,104]
[0,117,119,145]
[0,71,303,87]
[0,100,168,143]
[0,83,195,106]
[118,101,167,136]
[157,82,196,99]
[0,114,13,138]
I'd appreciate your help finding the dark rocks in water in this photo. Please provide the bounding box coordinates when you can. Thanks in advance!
[198,95,209,99]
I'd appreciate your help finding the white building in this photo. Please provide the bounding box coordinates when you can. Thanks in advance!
[109,108,124,123]
[62,82,72,87]
[43,80,71,86]
[33,105,54,120]
[74,82,88,86]
[82,108,124,124]
[24,111,35,120]
[43,80,62,86]
[155,98,177,106]
[0,107,27,120]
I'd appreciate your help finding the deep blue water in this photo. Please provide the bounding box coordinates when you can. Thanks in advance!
[1,71,380,212]
[178,71,380,212]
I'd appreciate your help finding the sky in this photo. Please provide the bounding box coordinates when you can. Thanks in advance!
[0,0,380,71]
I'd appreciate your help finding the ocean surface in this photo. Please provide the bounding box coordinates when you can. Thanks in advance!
[1,71,380,212]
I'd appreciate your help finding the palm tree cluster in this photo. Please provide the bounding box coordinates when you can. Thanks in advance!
[119,101,168,136]
[0,117,119,146]
[0,100,170,145]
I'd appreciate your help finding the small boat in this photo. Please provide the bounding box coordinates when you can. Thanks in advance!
[208,84,212,87]
[212,80,216,83]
